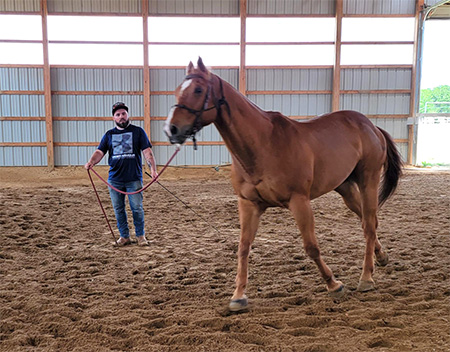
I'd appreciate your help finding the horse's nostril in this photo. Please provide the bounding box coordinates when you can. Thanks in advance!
[170,125,178,136]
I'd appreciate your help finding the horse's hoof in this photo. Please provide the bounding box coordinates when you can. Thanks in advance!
[376,253,389,266]
[329,284,346,299]
[357,280,375,292]
[229,296,248,312]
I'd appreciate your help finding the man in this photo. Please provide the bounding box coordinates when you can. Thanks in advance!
[85,102,158,246]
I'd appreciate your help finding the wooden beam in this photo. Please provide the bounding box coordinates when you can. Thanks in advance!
[41,0,54,169]
[142,0,151,140]
[332,0,343,112]
[239,0,247,96]
[408,0,425,165]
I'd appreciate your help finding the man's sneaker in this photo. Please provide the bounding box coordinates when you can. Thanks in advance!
[116,237,131,246]
[136,236,149,246]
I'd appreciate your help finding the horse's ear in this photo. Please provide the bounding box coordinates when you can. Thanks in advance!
[187,61,194,75]
[197,57,208,73]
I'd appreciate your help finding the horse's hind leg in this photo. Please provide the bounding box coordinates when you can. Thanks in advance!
[335,181,389,267]
[356,170,385,292]
[289,194,344,297]
[230,197,264,311]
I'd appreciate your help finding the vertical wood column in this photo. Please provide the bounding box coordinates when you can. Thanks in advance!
[332,0,343,112]
[142,0,151,140]
[41,0,54,169]
[239,0,247,95]
[408,0,425,165]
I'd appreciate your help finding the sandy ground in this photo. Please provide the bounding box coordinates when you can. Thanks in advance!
[0,166,449,351]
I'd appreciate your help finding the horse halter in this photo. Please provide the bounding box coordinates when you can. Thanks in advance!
[172,73,229,150]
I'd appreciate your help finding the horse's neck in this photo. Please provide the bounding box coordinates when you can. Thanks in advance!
[213,78,272,176]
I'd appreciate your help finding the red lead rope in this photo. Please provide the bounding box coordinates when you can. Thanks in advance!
[87,147,180,245]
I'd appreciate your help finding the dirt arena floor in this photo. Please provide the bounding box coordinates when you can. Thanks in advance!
[0,165,449,352]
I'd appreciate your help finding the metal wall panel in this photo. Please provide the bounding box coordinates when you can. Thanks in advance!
[247,68,333,91]
[149,0,239,15]
[47,0,141,14]
[343,0,416,15]
[341,68,412,90]
[340,93,411,114]
[0,120,45,143]
[248,0,335,15]
[155,145,231,166]
[248,94,332,116]
[0,95,45,117]
[0,0,40,12]
[0,68,44,91]
[0,147,46,166]
[51,68,142,92]
[52,95,143,117]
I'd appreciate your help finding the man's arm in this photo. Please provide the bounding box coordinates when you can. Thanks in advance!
[84,150,105,170]
[143,147,158,178]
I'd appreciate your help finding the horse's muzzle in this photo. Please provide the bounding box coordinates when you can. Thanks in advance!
[165,124,188,145]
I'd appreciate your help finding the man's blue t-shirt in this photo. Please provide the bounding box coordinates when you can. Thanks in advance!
[98,124,151,182]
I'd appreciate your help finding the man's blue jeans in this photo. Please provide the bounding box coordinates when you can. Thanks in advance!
[108,180,145,239]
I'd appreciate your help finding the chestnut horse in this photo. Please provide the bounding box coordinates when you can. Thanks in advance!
[164,58,402,312]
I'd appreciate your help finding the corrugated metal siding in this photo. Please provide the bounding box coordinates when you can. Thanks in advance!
[343,0,416,15]
[248,94,332,116]
[149,0,239,15]
[247,68,333,91]
[155,145,231,166]
[0,68,44,91]
[47,0,141,14]
[0,95,45,117]
[0,0,40,12]
[50,68,142,92]
[340,93,410,114]
[246,68,333,117]
[248,0,335,15]
[341,68,412,90]
[0,147,47,166]
[52,95,143,117]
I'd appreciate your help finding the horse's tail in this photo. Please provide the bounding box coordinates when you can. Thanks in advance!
[378,127,403,207]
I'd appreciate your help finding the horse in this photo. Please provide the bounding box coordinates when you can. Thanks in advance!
[164,57,403,312]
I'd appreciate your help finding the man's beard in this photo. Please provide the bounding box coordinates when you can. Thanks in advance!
[115,120,130,129]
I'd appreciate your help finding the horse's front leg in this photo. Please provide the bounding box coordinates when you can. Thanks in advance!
[229,197,263,311]
[289,194,345,297]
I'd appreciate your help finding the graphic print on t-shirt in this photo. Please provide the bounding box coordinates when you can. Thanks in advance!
[112,133,133,155]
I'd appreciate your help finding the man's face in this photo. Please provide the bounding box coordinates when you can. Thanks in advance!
[113,108,129,128]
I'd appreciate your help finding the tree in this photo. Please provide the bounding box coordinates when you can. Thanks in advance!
[419,85,450,113]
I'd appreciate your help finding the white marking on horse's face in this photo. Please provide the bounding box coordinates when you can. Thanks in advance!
[164,107,176,136]
[180,79,192,95]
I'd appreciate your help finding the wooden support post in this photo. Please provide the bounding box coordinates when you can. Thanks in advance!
[408,0,425,165]
[332,0,343,112]
[41,0,54,169]
[239,0,247,96]
[142,0,151,140]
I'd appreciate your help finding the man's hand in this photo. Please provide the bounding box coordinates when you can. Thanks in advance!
[84,161,94,170]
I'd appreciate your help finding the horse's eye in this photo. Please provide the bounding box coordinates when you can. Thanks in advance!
[194,87,202,94]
